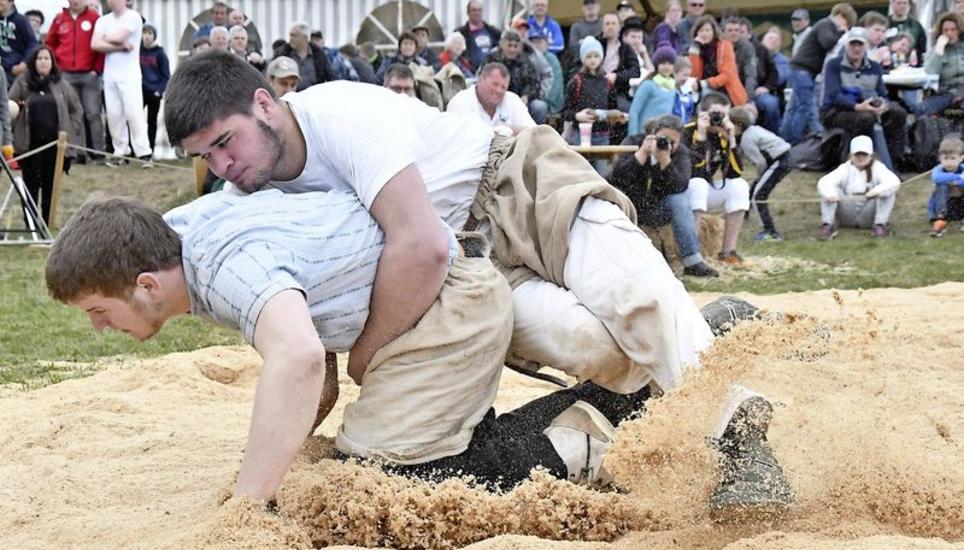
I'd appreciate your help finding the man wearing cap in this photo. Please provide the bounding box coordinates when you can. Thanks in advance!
[616,0,637,22]
[411,25,440,68]
[527,0,564,54]
[447,61,536,133]
[529,27,564,115]
[569,0,602,53]
[781,3,856,145]
[821,26,907,171]
[790,9,812,57]
[457,0,502,73]
[265,55,300,97]
[676,0,707,52]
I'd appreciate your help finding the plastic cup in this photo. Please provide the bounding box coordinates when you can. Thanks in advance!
[578,122,593,147]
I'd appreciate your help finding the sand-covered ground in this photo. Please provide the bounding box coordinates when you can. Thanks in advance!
[1,284,962,549]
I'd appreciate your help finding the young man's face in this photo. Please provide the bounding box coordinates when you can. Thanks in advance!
[623,29,643,49]
[182,112,284,194]
[867,24,887,47]
[143,29,155,48]
[71,292,166,342]
[724,23,742,43]
[891,0,911,19]
[28,15,42,32]
[269,75,298,97]
[399,39,417,57]
[413,29,429,49]
[940,151,963,171]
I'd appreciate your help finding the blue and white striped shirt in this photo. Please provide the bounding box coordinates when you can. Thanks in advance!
[164,189,458,351]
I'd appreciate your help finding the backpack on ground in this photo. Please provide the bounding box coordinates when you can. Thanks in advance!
[789,127,848,171]
[909,116,962,173]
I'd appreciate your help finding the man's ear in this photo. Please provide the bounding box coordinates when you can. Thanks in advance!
[252,88,277,118]
[135,271,163,297]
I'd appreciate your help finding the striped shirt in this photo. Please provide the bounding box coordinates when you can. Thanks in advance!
[164,189,458,351]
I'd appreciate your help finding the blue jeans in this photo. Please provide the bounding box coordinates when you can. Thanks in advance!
[636,192,703,266]
[754,92,782,135]
[915,92,955,117]
[780,69,815,145]
[929,184,951,220]
[528,99,548,124]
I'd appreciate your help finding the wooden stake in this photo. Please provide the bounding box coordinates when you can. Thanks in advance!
[48,131,68,229]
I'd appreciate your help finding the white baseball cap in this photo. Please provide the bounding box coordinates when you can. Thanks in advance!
[267,56,300,79]
[850,135,874,155]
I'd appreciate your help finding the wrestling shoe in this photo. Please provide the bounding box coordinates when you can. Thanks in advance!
[709,391,794,521]
[700,296,759,337]
[683,261,720,278]
[930,219,947,237]
[872,224,888,238]
[544,400,616,488]
[819,223,837,241]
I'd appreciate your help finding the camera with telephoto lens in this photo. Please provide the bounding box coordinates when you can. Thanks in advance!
[655,135,671,151]
[869,97,883,108]
[709,111,725,126]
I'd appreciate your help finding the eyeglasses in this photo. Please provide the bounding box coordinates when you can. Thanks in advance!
[689,2,705,7]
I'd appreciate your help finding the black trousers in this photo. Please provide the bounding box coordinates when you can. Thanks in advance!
[749,152,793,233]
[823,106,908,167]
[20,145,58,226]
[143,90,162,153]
[383,381,652,491]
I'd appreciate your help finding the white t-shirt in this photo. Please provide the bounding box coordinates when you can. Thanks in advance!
[94,9,142,82]
[275,82,495,229]
[446,85,536,134]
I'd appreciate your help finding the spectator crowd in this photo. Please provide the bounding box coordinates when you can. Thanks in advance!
[3,0,964,271]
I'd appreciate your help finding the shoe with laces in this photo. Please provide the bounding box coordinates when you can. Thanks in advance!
[819,223,837,241]
[683,261,720,278]
[930,219,947,237]
[872,224,888,238]
[718,250,744,265]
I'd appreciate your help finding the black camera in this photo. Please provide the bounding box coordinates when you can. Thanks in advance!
[709,111,725,126]
[869,97,883,108]
[655,135,671,150]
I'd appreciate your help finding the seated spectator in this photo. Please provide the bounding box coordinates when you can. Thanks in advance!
[209,26,229,49]
[682,92,750,265]
[887,33,918,69]
[228,8,245,27]
[193,1,228,39]
[728,105,792,241]
[564,36,621,170]
[791,9,812,57]
[527,0,564,54]
[510,18,553,113]
[688,16,748,106]
[610,114,719,277]
[191,36,211,55]
[528,29,564,115]
[673,57,698,123]
[279,22,333,91]
[742,18,782,134]
[412,24,440,68]
[339,44,376,84]
[229,25,265,71]
[376,32,427,84]
[628,46,678,135]
[928,136,964,237]
[485,29,547,124]
[653,0,688,54]
[310,30,359,81]
[569,0,603,53]
[920,12,964,116]
[446,62,536,133]
[265,56,300,97]
[621,16,655,84]
[382,63,417,97]
[438,32,474,76]
[818,135,900,239]
[762,26,790,90]
[457,0,502,73]
[616,0,637,21]
[360,42,383,74]
[885,0,926,67]
[140,24,170,154]
[860,11,893,68]
[821,27,907,172]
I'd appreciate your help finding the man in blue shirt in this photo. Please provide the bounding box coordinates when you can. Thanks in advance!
[527,0,564,54]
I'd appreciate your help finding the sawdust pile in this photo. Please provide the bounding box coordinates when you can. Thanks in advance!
[0,284,962,549]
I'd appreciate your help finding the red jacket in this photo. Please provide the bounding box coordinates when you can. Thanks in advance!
[46,7,104,73]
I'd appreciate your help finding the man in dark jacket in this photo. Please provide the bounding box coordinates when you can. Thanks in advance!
[339,44,376,84]
[486,29,547,123]
[279,22,332,91]
[611,114,719,277]
[742,17,782,134]
[457,0,502,72]
[140,23,170,154]
[780,3,856,144]
[0,0,37,87]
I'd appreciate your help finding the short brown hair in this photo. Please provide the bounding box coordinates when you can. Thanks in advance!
[859,10,888,29]
[831,3,858,28]
[45,198,182,303]
[728,105,756,129]
[939,136,964,156]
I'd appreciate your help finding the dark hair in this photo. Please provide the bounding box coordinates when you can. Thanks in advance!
[26,46,61,91]
[193,36,212,49]
[644,113,684,135]
[859,11,888,29]
[311,30,323,40]
[398,31,417,48]
[479,61,510,79]
[46,197,183,303]
[698,91,731,111]
[384,63,414,83]
[691,15,721,42]
[620,16,645,39]
[339,43,359,57]
[164,49,276,146]
[25,9,44,25]
[723,16,742,30]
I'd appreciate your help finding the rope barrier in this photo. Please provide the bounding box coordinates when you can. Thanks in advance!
[750,167,935,205]
[8,140,60,164]
[65,143,195,173]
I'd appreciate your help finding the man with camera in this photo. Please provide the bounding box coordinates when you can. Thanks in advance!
[821,26,907,170]
[611,114,719,277]
[682,92,751,265]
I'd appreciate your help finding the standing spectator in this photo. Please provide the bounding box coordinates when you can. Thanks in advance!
[485,29,546,124]
[920,12,964,116]
[411,24,439,68]
[228,25,264,71]
[140,23,169,154]
[611,114,719,277]
[375,32,427,84]
[228,9,244,27]
[438,31,473,77]
[676,0,707,52]
[339,44,376,84]
[0,0,38,86]
[563,36,619,172]
[594,13,640,102]
[278,22,332,91]
[229,9,261,55]
[359,42,383,75]
[265,56,300,97]
[654,0,688,54]
[209,25,228,49]
[728,105,792,241]
[446,62,536,133]
[689,16,748,106]
[92,0,152,167]
[928,136,964,237]
[628,46,679,135]
[817,135,900,239]
[886,0,926,65]
[569,0,602,53]
[47,0,105,164]
[860,12,893,67]
[616,0,637,22]
[781,3,856,145]
[23,8,41,41]
[310,30,359,82]
[527,0,564,54]
[457,0,501,73]
[528,28,564,115]
[621,16,654,82]
[790,9,811,57]
[821,27,907,171]
[8,46,82,225]
[682,92,751,265]
[193,1,228,40]
[511,18,553,109]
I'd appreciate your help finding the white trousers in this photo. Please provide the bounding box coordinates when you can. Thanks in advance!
[508,197,714,394]
[104,78,151,158]
[686,177,751,213]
